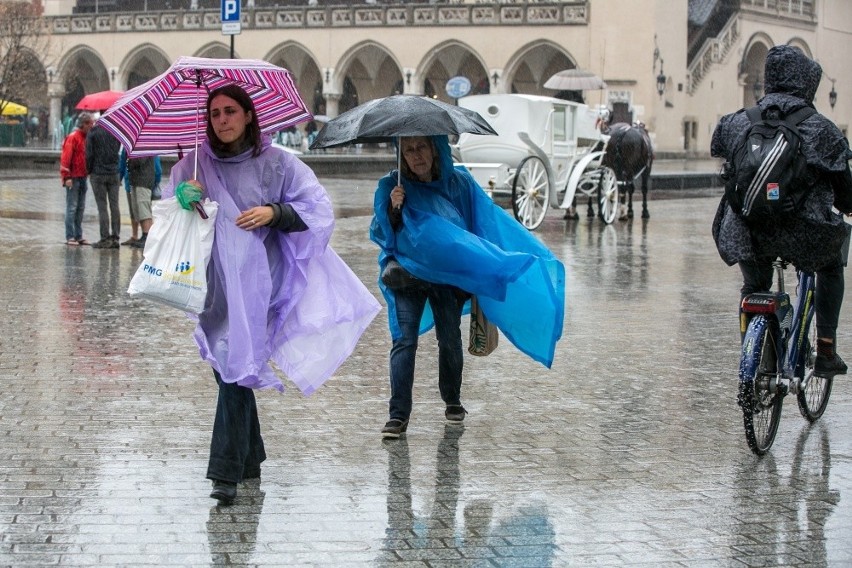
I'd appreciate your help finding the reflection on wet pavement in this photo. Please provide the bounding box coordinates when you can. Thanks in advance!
[0,176,851,566]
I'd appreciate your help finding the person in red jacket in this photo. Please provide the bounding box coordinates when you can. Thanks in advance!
[60,112,94,245]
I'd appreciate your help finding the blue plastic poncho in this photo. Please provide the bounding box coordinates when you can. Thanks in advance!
[165,136,381,393]
[370,135,565,367]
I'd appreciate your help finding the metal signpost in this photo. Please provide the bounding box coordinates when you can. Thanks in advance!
[221,0,241,59]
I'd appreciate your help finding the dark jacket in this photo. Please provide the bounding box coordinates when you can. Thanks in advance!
[127,156,157,190]
[711,45,852,272]
[85,124,120,176]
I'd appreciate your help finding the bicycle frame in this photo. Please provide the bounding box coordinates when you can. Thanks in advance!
[741,262,816,395]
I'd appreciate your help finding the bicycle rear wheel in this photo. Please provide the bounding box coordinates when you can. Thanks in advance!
[739,316,784,455]
[797,318,834,422]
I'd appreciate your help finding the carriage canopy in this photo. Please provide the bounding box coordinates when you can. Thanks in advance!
[456,94,601,166]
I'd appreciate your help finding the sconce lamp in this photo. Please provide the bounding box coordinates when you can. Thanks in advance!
[491,71,499,86]
[405,70,411,86]
[325,69,330,83]
[656,59,666,98]
[47,68,54,82]
[829,79,837,109]
[110,69,116,81]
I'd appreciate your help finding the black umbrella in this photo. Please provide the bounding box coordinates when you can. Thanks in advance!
[309,94,497,150]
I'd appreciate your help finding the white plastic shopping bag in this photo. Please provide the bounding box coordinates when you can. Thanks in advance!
[128,197,218,313]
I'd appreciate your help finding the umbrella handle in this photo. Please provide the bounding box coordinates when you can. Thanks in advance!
[193,201,208,219]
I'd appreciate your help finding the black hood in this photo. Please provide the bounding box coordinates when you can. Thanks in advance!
[763,44,821,103]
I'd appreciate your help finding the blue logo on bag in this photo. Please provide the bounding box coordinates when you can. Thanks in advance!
[175,261,194,275]
[143,264,163,277]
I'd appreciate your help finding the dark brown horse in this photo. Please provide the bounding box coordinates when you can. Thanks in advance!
[601,121,654,219]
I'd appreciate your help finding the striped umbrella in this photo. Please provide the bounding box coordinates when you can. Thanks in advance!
[99,56,311,175]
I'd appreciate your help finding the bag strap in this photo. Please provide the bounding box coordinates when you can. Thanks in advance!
[746,104,816,127]
[783,106,816,127]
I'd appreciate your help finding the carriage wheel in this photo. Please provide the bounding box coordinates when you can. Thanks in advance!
[595,166,619,224]
[511,156,550,231]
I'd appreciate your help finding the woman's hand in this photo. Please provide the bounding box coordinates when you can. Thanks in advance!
[175,180,203,210]
[390,185,405,210]
[237,205,274,231]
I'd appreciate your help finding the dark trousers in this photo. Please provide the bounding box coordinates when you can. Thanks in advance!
[90,173,121,240]
[206,370,266,484]
[388,284,465,421]
[740,259,845,341]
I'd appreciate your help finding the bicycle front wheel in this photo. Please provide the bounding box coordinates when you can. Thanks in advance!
[739,316,784,455]
[797,318,834,422]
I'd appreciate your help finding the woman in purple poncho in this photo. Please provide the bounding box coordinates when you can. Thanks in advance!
[164,85,380,506]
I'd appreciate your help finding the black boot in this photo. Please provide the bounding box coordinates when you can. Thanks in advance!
[210,480,237,505]
[815,338,847,377]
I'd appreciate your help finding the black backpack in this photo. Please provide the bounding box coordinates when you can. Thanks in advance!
[721,105,816,221]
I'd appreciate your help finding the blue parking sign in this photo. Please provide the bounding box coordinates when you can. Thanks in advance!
[221,0,240,34]
[221,0,240,22]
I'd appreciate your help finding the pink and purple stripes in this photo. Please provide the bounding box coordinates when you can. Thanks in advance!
[99,56,312,157]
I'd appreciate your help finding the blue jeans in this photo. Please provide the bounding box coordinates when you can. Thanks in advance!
[388,284,465,421]
[64,178,87,241]
[206,370,266,484]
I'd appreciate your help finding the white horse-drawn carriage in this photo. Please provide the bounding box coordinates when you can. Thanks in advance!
[455,94,618,229]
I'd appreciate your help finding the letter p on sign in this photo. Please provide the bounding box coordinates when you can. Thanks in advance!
[222,0,238,21]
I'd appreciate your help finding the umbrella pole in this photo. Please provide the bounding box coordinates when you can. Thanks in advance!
[193,70,202,180]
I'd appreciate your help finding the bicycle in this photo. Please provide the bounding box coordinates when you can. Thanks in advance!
[738,259,834,455]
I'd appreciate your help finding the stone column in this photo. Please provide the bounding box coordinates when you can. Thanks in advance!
[46,68,65,150]
[323,93,341,118]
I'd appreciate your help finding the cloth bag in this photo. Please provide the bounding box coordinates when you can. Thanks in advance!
[127,197,218,314]
[468,295,498,356]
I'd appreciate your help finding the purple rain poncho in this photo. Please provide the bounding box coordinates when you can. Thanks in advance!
[163,136,381,393]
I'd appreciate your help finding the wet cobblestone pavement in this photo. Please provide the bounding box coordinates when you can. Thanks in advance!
[1,174,851,566]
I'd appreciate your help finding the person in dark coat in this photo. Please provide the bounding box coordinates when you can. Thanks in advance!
[86,120,122,248]
[711,44,852,377]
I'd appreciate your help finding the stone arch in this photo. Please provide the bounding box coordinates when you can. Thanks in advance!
[195,42,234,60]
[786,37,812,59]
[503,40,576,97]
[56,46,108,115]
[119,44,170,90]
[266,42,323,115]
[335,41,401,114]
[13,47,48,113]
[740,32,773,106]
[417,40,488,102]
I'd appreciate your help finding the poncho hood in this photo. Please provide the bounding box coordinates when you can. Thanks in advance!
[764,45,820,104]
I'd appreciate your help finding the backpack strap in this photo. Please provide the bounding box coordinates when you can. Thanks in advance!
[745,105,816,126]
[745,106,762,125]
[784,106,816,126]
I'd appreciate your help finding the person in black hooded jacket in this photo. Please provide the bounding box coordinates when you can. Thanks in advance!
[711,44,852,377]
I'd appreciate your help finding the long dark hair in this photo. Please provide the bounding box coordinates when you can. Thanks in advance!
[205,84,262,156]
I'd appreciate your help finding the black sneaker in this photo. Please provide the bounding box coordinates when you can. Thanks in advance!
[445,405,467,423]
[92,239,112,249]
[210,480,237,505]
[130,236,147,249]
[381,418,409,439]
[815,353,847,377]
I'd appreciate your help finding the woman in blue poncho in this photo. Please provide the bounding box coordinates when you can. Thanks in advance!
[371,135,565,439]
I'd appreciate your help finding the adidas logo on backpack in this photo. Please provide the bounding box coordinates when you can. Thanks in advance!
[720,105,816,221]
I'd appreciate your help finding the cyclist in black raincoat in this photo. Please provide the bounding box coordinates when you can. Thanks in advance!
[711,44,852,377]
